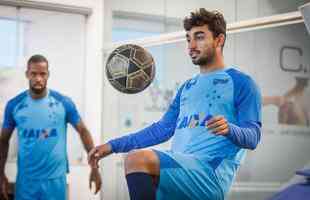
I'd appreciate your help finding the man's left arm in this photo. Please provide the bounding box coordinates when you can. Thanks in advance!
[207,117,261,150]
[73,121,102,194]
[207,75,262,150]
[64,96,102,194]
[74,121,95,153]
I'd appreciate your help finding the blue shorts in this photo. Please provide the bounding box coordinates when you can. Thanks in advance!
[154,150,237,200]
[15,175,66,200]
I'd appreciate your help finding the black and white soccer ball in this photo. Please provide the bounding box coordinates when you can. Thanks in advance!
[105,44,156,94]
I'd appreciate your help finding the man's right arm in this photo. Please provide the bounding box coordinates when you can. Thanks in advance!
[0,128,13,178]
[88,91,181,168]
[90,83,185,164]
[107,84,185,154]
[1,100,16,179]
[88,84,186,168]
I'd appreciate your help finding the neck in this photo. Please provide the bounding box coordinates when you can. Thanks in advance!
[29,89,47,99]
[199,55,225,74]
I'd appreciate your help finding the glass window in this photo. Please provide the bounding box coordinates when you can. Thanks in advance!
[112,28,161,42]
[0,5,25,162]
[106,0,310,44]
[0,18,18,67]
[233,22,310,173]
[108,0,237,38]
[236,0,309,21]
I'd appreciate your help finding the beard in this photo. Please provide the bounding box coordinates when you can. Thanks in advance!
[192,48,215,66]
[30,83,46,94]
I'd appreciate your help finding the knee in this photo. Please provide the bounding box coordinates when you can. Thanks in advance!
[124,150,161,175]
[124,150,147,173]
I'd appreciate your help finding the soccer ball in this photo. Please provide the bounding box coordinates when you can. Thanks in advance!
[105,44,156,94]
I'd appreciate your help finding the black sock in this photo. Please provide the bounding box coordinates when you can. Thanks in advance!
[126,172,156,200]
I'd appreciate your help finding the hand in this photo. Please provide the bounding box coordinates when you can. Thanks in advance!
[0,174,9,200]
[88,144,111,169]
[276,96,290,107]
[89,168,102,194]
[206,115,229,136]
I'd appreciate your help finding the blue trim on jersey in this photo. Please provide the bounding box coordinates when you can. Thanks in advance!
[225,68,262,149]
[49,90,81,126]
[226,68,262,125]
[2,91,28,130]
[208,157,224,170]
[226,122,261,150]
[108,84,185,153]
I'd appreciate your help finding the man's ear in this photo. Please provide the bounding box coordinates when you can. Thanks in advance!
[216,33,225,48]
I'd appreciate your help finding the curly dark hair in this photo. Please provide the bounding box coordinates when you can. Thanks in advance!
[183,8,226,46]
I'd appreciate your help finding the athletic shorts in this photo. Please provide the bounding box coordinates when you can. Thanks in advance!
[15,175,66,200]
[153,150,238,200]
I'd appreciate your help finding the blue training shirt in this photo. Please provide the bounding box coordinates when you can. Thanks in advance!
[2,89,81,180]
[109,67,262,164]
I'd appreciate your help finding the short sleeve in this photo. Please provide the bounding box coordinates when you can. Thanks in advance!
[227,69,262,126]
[63,98,81,126]
[235,76,262,125]
[2,101,16,130]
